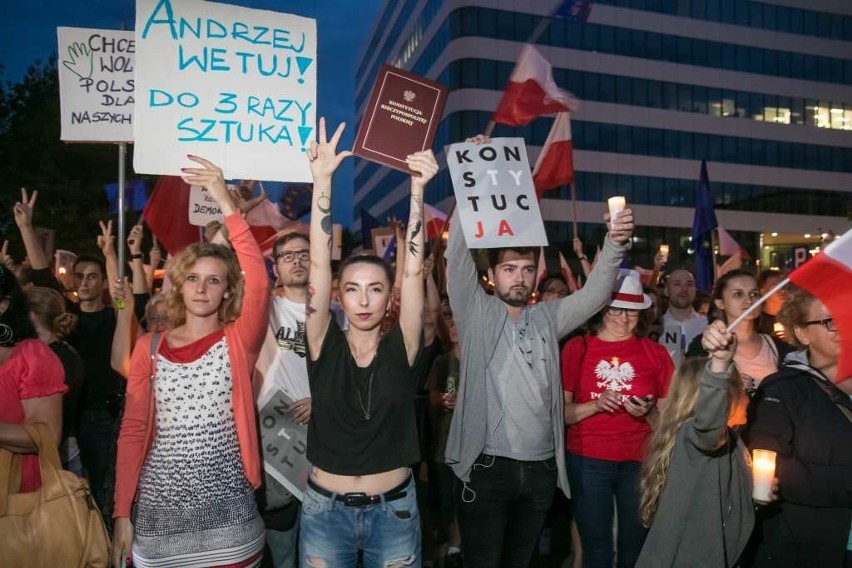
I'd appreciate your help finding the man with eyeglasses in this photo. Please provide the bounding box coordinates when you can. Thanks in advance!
[253,232,312,568]
[444,191,634,567]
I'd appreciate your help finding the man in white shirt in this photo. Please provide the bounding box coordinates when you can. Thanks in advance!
[660,268,707,363]
[254,232,312,568]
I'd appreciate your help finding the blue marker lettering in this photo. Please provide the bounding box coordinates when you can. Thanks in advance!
[235,51,253,74]
[275,56,291,79]
[215,93,238,114]
[206,18,227,39]
[210,48,230,71]
[231,22,250,43]
[220,119,238,142]
[258,123,277,143]
[247,96,261,116]
[141,0,177,40]
[176,92,199,108]
[253,26,271,45]
[179,45,208,71]
[257,54,276,77]
[237,122,254,142]
[149,89,173,107]
[294,100,312,126]
[179,17,201,39]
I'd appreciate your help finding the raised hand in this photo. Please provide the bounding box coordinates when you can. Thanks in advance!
[181,156,234,216]
[13,188,38,229]
[307,117,352,180]
[605,208,635,245]
[0,240,14,271]
[97,220,116,258]
[149,244,162,269]
[406,150,439,188]
[127,224,143,256]
[573,237,585,258]
[465,134,491,144]
[702,320,737,372]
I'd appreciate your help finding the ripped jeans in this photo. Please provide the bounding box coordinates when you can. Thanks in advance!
[299,475,421,567]
[455,453,558,568]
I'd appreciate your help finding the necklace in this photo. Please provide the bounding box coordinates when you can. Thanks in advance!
[347,337,379,420]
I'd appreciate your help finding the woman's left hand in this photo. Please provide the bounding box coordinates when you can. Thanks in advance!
[181,156,234,215]
[407,150,439,189]
[624,394,655,417]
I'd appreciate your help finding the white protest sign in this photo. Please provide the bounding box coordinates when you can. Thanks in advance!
[134,0,316,182]
[188,185,224,226]
[660,323,684,366]
[57,27,135,142]
[258,388,310,501]
[446,138,548,248]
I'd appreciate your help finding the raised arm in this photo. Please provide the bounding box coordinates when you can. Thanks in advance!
[110,277,138,379]
[96,220,119,298]
[399,151,438,364]
[305,117,352,360]
[127,224,149,295]
[146,243,162,292]
[13,188,49,270]
[685,321,737,453]
[573,237,592,279]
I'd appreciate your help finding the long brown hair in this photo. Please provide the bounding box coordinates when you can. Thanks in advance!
[639,358,743,527]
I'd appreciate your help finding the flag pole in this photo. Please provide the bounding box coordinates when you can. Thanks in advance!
[115,141,127,309]
[711,227,719,285]
[570,182,579,238]
[725,277,790,333]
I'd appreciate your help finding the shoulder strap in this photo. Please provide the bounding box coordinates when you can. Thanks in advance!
[805,374,852,425]
[761,334,779,364]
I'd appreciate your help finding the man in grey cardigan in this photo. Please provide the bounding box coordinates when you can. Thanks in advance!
[445,202,633,566]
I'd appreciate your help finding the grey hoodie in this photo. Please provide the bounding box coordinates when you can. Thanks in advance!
[444,211,627,495]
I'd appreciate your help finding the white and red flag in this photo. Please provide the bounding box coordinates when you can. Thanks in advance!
[533,113,575,198]
[493,45,578,127]
[535,247,548,291]
[423,203,448,240]
[716,225,751,277]
[788,229,852,381]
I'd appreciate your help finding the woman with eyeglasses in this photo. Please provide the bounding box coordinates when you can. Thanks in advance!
[685,270,791,425]
[743,285,851,568]
[537,274,570,302]
[561,269,674,568]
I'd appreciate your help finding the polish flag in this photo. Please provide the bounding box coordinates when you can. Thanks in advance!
[142,176,202,256]
[423,203,448,240]
[788,229,852,381]
[493,45,579,127]
[535,247,548,292]
[558,251,581,292]
[533,113,575,198]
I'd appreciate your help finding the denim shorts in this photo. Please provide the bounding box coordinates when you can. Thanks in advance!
[299,475,421,567]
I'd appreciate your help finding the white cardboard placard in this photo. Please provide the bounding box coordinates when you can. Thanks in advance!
[188,185,224,226]
[57,27,135,142]
[134,0,316,182]
[446,137,548,249]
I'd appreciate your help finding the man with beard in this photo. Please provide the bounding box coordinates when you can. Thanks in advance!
[659,268,707,363]
[444,200,634,566]
[253,232,312,568]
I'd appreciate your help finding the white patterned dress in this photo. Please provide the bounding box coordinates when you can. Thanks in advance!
[132,336,264,568]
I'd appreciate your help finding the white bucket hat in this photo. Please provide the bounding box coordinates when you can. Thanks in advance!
[609,269,652,310]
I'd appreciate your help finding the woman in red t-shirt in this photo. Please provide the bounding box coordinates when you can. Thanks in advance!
[562,269,673,568]
[0,266,67,493]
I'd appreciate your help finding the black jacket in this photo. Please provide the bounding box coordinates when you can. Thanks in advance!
[742,352,852,568]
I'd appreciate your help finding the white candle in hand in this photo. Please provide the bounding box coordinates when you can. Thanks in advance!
[607,196,626,227]
[752,449,776,502]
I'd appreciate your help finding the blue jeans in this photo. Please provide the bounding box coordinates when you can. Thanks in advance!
[265,515,299,568]
[566,453,646,568]
[455,454,558,568]
[78,410,118,528]
[299,475,420,567]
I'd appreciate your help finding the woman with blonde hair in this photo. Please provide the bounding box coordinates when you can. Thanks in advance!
[26,286,84,474]
[111,156,269,568]
[637,321,755,567]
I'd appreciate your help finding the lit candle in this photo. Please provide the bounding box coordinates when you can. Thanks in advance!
[752,449,776,502]
[773,322,784,336]
[658,244,670,257]
[607,196,626,226]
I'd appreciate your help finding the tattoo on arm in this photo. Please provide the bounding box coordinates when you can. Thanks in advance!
[408,220,422,256]
[317,192,332,236]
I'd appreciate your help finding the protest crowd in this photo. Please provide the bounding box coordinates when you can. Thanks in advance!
[1,4,851,562]
[1,114,850,568]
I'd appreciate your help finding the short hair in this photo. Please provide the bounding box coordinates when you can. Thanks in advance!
[758,269,783,289]
[486,247,537,270]
[0,265,37,344]
[272,232,310,257]
[338,254,394,287]
[165,242,244,327]
[72,254,106,277]
[776,285,817,350]
[26,286,77,338]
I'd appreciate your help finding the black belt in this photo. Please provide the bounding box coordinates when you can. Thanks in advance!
[307,475,410,507]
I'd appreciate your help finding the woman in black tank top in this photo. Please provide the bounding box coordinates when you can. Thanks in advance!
[300,117,439,566]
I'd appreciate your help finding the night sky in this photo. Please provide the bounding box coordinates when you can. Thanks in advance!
[0,0,384,226]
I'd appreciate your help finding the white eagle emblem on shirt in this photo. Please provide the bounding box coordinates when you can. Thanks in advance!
[594,357,635,392]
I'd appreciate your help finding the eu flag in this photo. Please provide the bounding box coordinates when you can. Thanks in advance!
[280,184,312,220]
[104,180,148,214]
[553,0,593,22]
[691,160,718,292]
